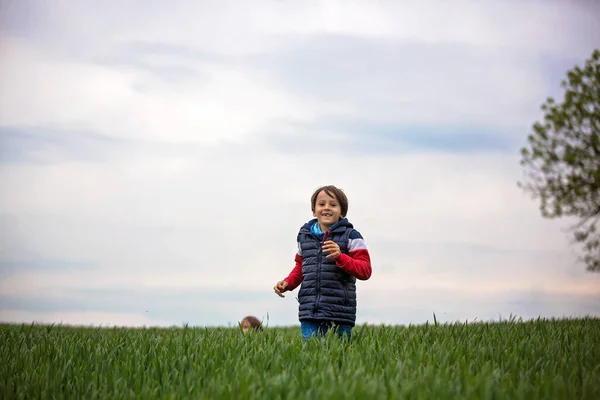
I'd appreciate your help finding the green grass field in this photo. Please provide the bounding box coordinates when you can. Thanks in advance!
[1,317,599,399]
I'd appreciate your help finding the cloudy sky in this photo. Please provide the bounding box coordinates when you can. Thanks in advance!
[1,0,599,329]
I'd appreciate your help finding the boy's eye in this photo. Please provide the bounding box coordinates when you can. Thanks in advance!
[318,202,337,207]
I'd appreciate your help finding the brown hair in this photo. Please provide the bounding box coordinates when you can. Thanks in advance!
[311,185,349,218]
[240,315,263,332]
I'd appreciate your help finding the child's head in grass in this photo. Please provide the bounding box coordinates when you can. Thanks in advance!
[240,316,263,333]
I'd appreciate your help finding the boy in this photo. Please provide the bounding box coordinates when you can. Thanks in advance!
[273,185,372,340]
[240,315,263,333]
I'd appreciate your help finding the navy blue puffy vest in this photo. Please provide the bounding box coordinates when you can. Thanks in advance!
[296,218,357,326]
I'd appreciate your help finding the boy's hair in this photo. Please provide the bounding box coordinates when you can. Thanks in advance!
[241,316,263,331]
[311,185,349,218]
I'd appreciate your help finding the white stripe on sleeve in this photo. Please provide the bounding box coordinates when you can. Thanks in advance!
[348,238,367,252]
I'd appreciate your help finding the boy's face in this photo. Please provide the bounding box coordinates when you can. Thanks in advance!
[313,190,341,230]
[241,319,250,333]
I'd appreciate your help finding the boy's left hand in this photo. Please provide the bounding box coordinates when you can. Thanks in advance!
[322,241,341,259]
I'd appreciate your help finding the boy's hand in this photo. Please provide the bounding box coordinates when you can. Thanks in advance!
[322,241,341,259]
[273,280,289,297]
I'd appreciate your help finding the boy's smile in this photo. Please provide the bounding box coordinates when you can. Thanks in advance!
[313,190,341,231]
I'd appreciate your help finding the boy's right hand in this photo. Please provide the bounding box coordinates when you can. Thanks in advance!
[273,280,289,297]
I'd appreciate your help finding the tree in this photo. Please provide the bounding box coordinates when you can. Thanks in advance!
[519,48,600,272]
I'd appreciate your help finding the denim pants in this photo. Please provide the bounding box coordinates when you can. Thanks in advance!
[301,320,352,340]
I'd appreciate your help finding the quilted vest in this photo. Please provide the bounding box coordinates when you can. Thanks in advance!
[296,218,357,326]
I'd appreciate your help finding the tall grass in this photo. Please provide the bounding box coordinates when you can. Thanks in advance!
[1,317,599,399]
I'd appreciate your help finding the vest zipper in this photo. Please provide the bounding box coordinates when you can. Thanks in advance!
[314,229,331,318]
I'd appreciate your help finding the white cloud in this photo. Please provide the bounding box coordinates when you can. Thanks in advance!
[246,38,549,131]
[357,286,600,327]
[2,150,598,306]
[0,38,308,144]
[15,1,598,57]
[0,309,171,328]
[2,1,598,146]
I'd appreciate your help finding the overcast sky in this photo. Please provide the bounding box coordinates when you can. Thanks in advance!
[1,0,599,328]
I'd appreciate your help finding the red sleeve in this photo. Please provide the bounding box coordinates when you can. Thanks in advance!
[335,249,372,280]
[283,253,303,291]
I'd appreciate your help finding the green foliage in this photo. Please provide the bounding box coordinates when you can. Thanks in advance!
[1,318,599,399]
[519,49,600,271]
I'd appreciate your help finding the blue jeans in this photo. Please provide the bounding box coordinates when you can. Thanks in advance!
[301,320,352,340]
